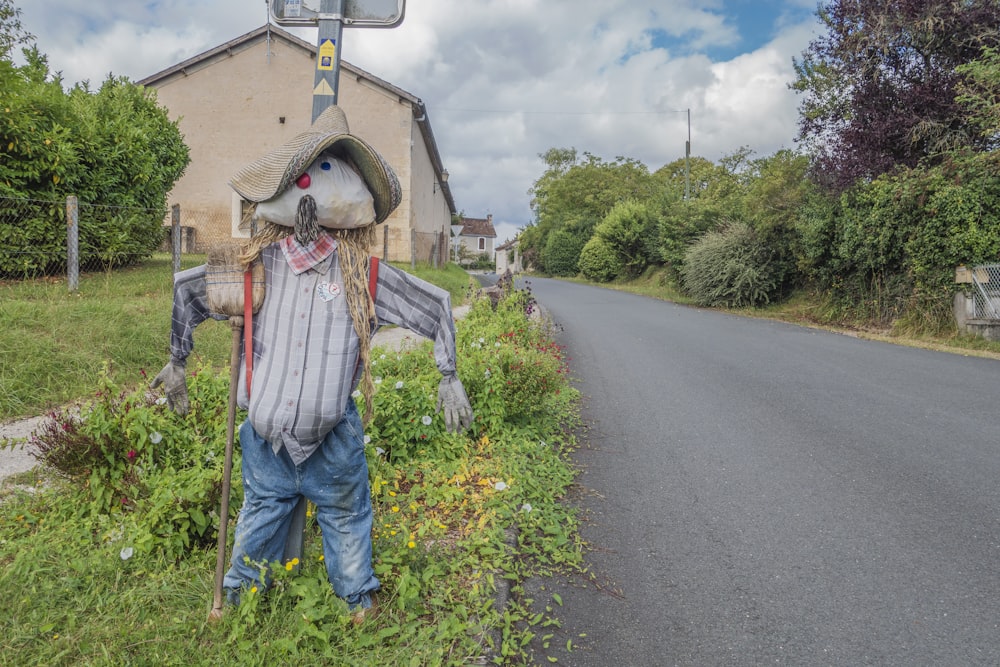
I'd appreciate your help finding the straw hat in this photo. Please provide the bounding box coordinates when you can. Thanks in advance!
[229,105,402,224]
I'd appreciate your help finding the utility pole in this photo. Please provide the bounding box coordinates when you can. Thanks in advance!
[684,108,691,201]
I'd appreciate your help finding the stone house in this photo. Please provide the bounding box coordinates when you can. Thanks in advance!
[454,214,497,263]
[495,238,522,274]
[137,24,455,262]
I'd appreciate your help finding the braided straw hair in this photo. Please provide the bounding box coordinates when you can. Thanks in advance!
[239,209,379,424]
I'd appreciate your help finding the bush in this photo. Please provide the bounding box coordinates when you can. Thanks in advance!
[578,235,623,282]
[681,221,780,307]
[30,364,236,559]
[0,53,189,276]
[593,199,658,278]
[542,228,585,276]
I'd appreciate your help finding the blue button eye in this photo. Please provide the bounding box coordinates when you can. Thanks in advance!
[320,161,332,171]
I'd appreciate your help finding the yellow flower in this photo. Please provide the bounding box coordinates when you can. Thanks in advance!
[388,491,396,497]
[407,541,416,549]
[44,138,51,145]
[285,562,294,571]
[250,586,258,593]
[291,557,299,566]
[318,554,324,561]
[391,506,400,513]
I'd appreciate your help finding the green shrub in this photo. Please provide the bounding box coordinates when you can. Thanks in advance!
[30,364,237,559]
[542,228,585,276]
[578,235,623,282]
[681,221,779,307]
[593,199,658,278]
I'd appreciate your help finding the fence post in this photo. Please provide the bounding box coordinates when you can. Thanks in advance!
[66,195,79,292]
[411,228,416,270]
[171,204,181,274]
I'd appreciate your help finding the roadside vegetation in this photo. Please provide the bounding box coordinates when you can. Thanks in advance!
[1,280,584,665]
[519,1,1000,342]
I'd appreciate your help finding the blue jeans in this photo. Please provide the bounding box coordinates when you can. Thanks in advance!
[223,401,379,608]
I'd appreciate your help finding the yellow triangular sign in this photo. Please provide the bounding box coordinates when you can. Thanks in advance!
[312,79,335,96]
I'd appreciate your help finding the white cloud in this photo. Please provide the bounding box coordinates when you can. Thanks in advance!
[16,0,820,245]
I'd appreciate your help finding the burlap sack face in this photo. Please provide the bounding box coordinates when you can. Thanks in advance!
[229,105,401,225]
[254,154,376,229]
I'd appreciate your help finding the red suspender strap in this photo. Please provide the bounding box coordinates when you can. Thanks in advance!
[369,256,379,300]
[244,269,254,396]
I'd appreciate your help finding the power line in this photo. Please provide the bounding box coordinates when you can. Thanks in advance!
[434,107,690,116]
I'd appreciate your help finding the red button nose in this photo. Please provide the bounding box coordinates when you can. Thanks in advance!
[296,173,311,189]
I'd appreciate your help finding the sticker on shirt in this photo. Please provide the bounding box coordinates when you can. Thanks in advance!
[316,281,341,302]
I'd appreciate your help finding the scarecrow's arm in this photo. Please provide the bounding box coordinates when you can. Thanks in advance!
[372,262,458,376]
[167,264,217,366]
[372,262,473,432]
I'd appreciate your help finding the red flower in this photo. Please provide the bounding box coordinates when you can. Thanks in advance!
[127,450,137,460]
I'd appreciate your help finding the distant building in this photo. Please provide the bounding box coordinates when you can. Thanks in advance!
[455,214,497,263]
[138,24,455,262]
[495,237,522,274]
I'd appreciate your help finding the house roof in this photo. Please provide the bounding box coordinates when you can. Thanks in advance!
[136,24,456,214]
[496,238,518,251]
[460,216,497,238]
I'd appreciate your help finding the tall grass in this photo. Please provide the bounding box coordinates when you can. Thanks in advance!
[0,255,230,420]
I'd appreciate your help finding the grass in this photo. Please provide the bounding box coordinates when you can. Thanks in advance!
[0,257,476,421]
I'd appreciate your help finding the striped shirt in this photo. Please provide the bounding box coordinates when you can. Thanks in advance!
[168,238,458,465]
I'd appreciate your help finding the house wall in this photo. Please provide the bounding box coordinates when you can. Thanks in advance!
[459,236,495,260]
[146,30,447,261]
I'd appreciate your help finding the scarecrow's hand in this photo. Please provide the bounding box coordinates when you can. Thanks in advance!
[151,361,189,416]
[437,375,474,433]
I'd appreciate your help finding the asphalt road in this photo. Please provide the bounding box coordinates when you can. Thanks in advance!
[522,277,1000,666]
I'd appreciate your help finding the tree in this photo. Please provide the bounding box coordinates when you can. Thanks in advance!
[525,148,655,272]
[0,0,32,60]
[792,0,1000,191]
[955,46,1000,146]
[592,199,658,278]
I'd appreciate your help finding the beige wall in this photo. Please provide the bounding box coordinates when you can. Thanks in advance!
[147,30,450,261]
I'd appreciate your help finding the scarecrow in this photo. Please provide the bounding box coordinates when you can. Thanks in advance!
[152,105,474,620]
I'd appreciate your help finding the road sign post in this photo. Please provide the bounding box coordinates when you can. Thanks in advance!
[267,0,407,567]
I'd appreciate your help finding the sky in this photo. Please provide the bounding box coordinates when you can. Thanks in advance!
[14,0,822,245]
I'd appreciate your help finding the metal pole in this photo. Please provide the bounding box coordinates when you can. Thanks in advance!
[684,108,691,201]
[311,0,344,121]
[66,196,78,292]
[171,204,181,274]
[285,0,346,568]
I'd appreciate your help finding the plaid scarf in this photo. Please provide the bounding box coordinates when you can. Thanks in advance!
[280,231,338,275]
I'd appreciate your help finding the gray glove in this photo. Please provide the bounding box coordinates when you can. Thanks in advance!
[437,374,474,433]
[151,361,189,415]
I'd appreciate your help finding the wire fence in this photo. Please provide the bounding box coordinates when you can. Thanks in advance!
[2,195,454,290]
[969,263,1000,320]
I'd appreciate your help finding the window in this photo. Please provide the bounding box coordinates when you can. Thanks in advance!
[478,237,485,251]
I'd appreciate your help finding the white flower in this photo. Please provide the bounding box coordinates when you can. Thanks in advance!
[155,397,167,405]
[374,376,383,384]
[479,337,485,344]
[363,435,371,445]
[494,481,508,491]
[119,547,134,561]
[380,354,387,360]
[421,415,432,426]
[539,441,548,447]
[521,503,533,513]
[351,389,362,399]
[371,359,377,366]
[149,431,162,444]
[484,370,491,379]
[395,381,404,389]
[495,342,501,348]
[375,447,386,456]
